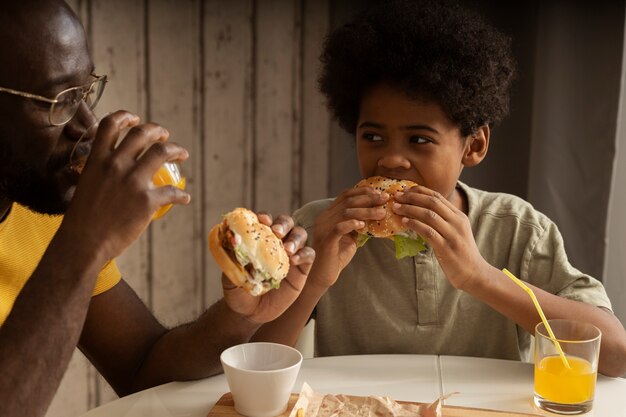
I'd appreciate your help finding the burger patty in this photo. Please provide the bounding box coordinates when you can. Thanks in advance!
[220,221,257,278]
[220,223,239,263]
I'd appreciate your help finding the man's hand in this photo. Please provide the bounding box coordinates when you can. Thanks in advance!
[60,111,191,263]
[222,213,315,324]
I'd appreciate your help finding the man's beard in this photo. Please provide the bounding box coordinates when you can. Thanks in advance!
[0,143,72,215]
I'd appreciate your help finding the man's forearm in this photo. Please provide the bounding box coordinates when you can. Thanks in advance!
[128,298,261,392]
[0,230,106,417]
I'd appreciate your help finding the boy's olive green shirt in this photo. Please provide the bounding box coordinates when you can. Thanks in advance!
[293,182,612,361]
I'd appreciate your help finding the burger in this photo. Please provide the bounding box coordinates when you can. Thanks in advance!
[355,176,427,259]
[208,208,289,296]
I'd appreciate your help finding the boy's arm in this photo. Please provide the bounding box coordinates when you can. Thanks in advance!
[465,264,626,377]
[250,216,349,346]
[394,185,626,377]
[251,266,328,346]
[253,190,390,345]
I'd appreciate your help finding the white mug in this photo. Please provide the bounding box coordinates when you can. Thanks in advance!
[221,342,302,417]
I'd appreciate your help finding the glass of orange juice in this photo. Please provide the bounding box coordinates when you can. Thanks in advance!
[70,116,186,220]
[534,319,601,415]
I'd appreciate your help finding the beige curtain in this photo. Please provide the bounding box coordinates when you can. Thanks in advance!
[461,0,626,326]
[480,1,626,329]
[605,16,626,328]
[527,0,624,281]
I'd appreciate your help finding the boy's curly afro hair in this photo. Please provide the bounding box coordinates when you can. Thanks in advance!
[318,0,516,137]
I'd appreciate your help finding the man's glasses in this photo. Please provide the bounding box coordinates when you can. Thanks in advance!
[0,74,107,126]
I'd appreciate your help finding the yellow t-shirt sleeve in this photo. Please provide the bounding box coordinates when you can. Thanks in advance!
[93,259,122,296]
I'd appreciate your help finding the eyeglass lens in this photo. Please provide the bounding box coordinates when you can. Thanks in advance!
[50,77,106,125]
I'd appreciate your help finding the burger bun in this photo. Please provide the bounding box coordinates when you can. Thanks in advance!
[208,208,289,296]
[355,176,418,238]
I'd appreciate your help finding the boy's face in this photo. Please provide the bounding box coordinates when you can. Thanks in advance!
[356,83,469,203]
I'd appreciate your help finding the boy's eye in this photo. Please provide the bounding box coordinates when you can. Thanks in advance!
[363,132,383,142]
[410,135,430,144]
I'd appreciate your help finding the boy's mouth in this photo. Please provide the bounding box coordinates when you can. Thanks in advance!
[374,171,415,183]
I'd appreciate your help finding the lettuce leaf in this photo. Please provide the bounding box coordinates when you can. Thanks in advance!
[356,234,371,248]
[393,234,427,259]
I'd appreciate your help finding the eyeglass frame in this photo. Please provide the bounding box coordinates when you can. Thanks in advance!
[0,74,108,126]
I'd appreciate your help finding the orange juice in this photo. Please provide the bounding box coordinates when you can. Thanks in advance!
[534,355,596,404]
[152,162,186,219]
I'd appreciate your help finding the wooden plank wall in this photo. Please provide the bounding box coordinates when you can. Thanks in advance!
[48,1,331,415]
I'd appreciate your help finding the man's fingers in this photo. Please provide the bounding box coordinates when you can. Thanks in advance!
[257,212,273,226]
[271,214,295,239]
[151,184,191,208]
[114,123,170,160]
[290,246,315,268]
[134,141,189,180]
[283,226,307,255]
[90,111,140,157]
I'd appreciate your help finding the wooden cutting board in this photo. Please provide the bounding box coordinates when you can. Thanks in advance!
[207,393,542,417]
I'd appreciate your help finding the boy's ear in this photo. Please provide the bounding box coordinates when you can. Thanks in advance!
[462,124,490,167]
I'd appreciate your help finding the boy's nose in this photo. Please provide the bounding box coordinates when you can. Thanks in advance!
[377,152,411,170]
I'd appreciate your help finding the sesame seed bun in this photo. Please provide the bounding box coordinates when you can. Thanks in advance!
[208,208,289,296]
[355,176,418,238]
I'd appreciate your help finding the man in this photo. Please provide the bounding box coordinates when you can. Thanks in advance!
[0,1,315,417]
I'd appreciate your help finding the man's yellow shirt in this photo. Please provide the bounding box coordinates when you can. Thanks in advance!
[0,203,121,325]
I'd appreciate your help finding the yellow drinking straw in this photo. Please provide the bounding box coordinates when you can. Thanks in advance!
[502,268,571,369]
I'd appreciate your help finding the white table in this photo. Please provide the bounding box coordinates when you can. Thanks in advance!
[79,355,626,417]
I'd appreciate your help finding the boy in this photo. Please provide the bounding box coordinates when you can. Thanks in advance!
[253,0,626,376]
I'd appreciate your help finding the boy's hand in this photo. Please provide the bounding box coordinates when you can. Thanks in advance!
[222,213,315,324]
[309,187,389,289]
[393,185,489,290]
